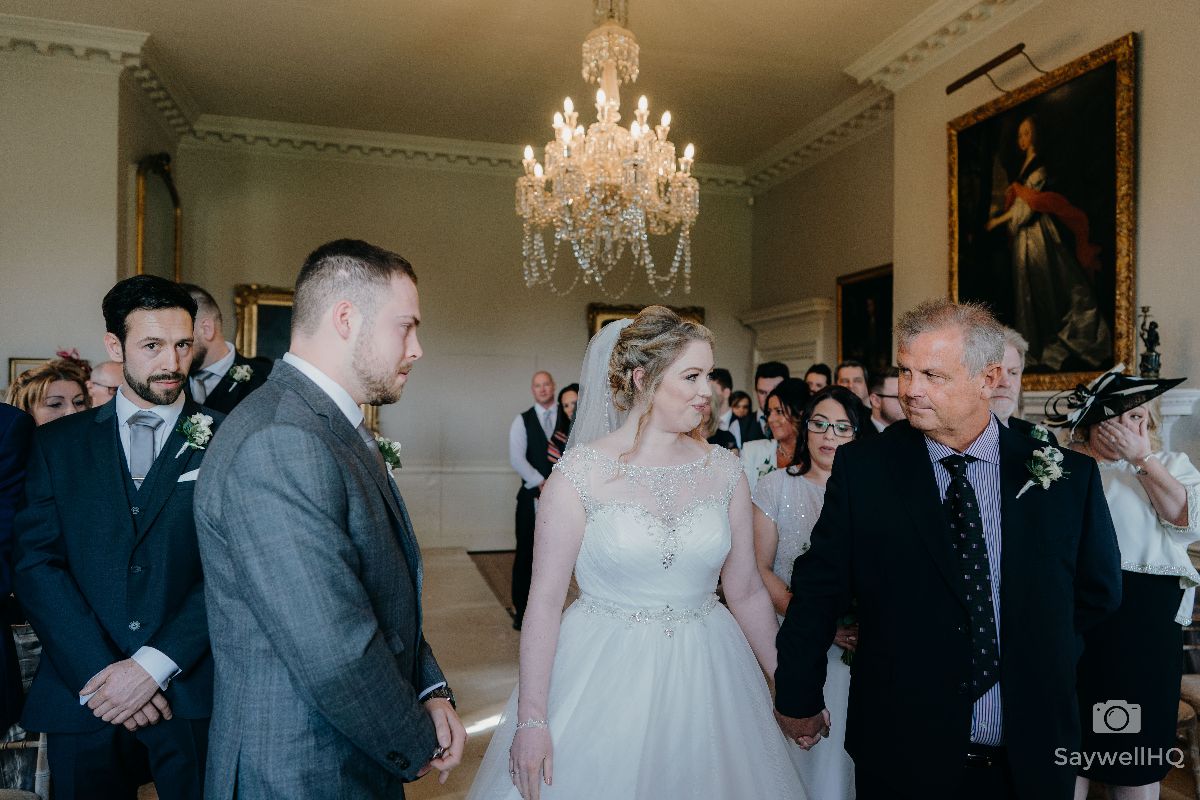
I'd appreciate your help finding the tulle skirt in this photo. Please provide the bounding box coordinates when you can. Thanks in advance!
[467,597,806,799]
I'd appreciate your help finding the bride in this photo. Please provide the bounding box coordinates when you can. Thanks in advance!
[468,307,807,799]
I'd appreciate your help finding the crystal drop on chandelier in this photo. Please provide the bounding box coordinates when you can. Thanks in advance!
[516,0,700,298]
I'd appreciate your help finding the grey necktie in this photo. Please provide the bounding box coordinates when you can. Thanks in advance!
[191,371,212,403]
[129,411,164,489]
[542,408,553,440]
[356,421,387,475]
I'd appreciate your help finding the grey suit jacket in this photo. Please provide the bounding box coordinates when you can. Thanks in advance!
[195,360,443,799]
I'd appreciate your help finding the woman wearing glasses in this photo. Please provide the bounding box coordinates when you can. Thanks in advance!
[753,385,862,800]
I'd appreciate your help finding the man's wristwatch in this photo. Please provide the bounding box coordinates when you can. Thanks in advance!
[424,685,456,709]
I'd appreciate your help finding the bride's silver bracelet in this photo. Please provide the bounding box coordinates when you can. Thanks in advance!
[515,718,549,731]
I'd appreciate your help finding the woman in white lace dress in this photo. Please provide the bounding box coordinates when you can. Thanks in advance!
[468,307,806,800]
[753,385,864,800]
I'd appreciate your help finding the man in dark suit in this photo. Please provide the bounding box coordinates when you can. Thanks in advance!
[991,325,1050,440]
[14,276,215,799]
[509,370,557,630]
[180,283,271,415]
[740,361,789,443]
[0,403,34,730]
[195,239,465,798]
[774,299,1121,800]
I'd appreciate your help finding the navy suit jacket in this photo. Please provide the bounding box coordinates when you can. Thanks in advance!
[13,398,219,733]
[0,403,34,729]
[775,419,1122,799]
[196,351,272,416]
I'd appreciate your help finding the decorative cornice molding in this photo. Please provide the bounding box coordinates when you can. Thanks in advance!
[739,298,835,328]
[0,13,145,65]
[0,14,195,137]
[844,0,1045,92]
[744,87,893,194]
[185,114,752,196]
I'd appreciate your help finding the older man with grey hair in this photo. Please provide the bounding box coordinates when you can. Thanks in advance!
[774,298,1121,800]
[989,326,1048,441]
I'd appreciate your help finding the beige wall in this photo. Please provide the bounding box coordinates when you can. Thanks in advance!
[0,52,121,373]
[174,141,753,549]
[892,0,1200,454]
[116,68,179,279]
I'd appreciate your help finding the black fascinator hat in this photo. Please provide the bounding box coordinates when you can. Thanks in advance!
[1044,363,1184,432]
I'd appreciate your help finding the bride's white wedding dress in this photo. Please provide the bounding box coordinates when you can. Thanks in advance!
[468,444,806,799]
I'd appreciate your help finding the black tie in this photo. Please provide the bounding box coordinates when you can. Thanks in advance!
[941,454,999,700]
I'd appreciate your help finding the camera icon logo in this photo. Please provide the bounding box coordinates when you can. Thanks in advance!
[1093,700,1141,734]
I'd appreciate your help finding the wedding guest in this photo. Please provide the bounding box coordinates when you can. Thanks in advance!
[14,276,215,799]
[5,358,90,425]
[776,298,1121,799]
[702,399,738,453]
[990,327,1048,440]
[195,239,464,796]
[0,403,33,731]
[835,360,869,404]
[867,366,903,433]
[741,378,809,493]
[1050,369,1197,799]
[180,283,271,414]
[729,391,752,421]
[547,383,578,465]
[754,385,862,799]
[804,364,832,394]
[709,368,742,449]
[509,370,557,630]
[741,361,790,444]
[86,360,124,407]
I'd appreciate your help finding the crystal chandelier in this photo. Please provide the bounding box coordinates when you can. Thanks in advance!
[516,0,700,298]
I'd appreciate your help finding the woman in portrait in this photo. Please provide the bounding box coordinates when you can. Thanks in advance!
[5,359,91,426]
[985,115,1112,371]
[1048,368,1197,799]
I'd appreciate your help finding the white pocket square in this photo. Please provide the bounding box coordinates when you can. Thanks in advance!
[178,469,200,483]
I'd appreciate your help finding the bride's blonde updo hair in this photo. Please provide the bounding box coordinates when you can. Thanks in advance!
[608,306,714,455]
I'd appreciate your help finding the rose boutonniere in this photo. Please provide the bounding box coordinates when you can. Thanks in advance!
[1016,445,1069,498]
[175,413,214,458]
[1030,424,1053,443]
[376,435,403,471]
[228,364,253,383]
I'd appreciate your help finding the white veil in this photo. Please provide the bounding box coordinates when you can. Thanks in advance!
[565,318,633,451]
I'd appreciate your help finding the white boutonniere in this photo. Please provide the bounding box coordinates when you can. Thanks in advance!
[376,435,403,471]
[175,413,214,458]
[1016,445,1069,498]
[1030,424,1053,443]
[756,456,775,480]
[228,364,253,383]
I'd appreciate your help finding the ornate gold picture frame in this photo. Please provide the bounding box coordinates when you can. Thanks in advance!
[836,264,893,375]
[586,303,705,338]
[949,33,1135,391]
[233,284,379,434]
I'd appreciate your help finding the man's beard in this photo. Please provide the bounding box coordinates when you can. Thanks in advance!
[188,341,208,375]
[352,332,409,406]
[125,365,186,406]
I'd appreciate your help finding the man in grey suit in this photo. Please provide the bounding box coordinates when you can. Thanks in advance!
[195,239,466,798]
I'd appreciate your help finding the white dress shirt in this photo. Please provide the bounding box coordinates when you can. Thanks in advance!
[190,341,237,400]
[281,353,445,699]
[719,409,743,449]
[871,416,887,433]
[84,389,190,697]
[509,404,557,489]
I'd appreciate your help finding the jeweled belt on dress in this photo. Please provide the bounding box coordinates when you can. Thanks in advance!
[576,592,720,638]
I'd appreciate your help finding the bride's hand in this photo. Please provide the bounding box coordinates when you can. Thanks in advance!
[510,727,553,800]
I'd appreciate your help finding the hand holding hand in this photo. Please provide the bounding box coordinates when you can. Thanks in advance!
[775,708,831,750]
[509,726,553,800]
[80,659,160,726]
[420,698,466,784]
[834,623,859,652]
[121,692,173,731]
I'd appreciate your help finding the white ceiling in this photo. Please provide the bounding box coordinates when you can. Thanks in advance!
[0,0,941,166]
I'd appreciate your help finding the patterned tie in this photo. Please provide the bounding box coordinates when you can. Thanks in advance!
[941,454,1000,700]
[129,411,164,489]
[541,408,554,440]
[356,421,387,475]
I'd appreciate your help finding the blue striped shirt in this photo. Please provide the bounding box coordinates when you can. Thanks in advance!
[925,415,1004,746]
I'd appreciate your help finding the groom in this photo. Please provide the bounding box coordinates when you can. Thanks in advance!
[195,239,465,798]
[774,299,1121,799]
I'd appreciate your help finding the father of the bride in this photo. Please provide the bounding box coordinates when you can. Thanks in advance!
[195,239,465,798]
[774,299,1122,800]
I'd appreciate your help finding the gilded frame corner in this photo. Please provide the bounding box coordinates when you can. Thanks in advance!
[586,303,706,338]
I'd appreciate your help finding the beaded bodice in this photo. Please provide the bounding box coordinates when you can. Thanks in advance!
[554,444,744,610]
